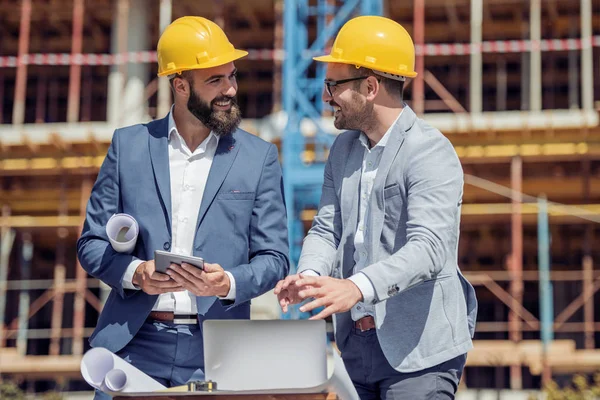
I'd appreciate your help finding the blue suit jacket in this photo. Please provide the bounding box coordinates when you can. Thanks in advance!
[77,115,289,353]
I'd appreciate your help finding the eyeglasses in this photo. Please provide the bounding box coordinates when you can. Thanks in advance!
[324,76,369,97]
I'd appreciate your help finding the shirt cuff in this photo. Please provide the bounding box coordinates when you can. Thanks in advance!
[348,272,375,304]
[217,271,236,300]
[300,270,320,277]
[122,259,144,290]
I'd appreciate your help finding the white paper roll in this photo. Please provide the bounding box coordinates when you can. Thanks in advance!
[327,350,359,400]
[105,369,127,391]
[80,347,166,394]
[106,213,139,254]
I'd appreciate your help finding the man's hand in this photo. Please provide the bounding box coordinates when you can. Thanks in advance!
[295,276,363,320]
[274,273,312,313]
[132,260,184,295]
[166,262,230,297]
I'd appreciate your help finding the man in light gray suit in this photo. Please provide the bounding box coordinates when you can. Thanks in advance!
[275,16,477,399]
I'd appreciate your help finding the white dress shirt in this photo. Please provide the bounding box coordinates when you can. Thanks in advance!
[121,110,236,313]
[304,110,403,321]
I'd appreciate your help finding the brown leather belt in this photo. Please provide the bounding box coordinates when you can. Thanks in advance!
[354,316,376,332]
[147,311,198,324]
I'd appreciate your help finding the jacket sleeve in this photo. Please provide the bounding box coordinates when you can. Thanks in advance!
[360,133,463,303]
[225,144,290,307]
[76,130,141,299]
[296,137,342,277]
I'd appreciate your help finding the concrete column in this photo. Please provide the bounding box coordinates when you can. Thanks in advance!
[157,0,172,119]
[469,0,482,114]
[529,0,542,111]
[107,0,150,126]
[581,0,593,111]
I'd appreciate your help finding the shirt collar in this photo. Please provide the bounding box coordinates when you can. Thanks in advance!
[358,108,404,149]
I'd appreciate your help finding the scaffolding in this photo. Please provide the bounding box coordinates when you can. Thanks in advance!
[0,0,600,393]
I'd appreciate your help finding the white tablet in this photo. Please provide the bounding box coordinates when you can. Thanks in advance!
[154,250,204,273]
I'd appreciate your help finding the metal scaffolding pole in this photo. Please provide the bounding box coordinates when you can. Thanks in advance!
[583,255,595,349]
[12,0,32,125]
[50,178,69,356]
[529,0,542,111]
[35,70,47,123]
[0,71,4,123]
[49,243,66,356]
[157,0,172,119]
[509,156,523,390]
[72,178,93,355]
[568,18,579,109]
[272,0,284,113]
[469,0,482,114]
[538,195,553,386]
[67,0,85,123]
[496,59,507,111]
[0,206,15,349]
[413,0,425,115]
[16,233,33,355]
[582,159,595,350]
[581,0,593,111]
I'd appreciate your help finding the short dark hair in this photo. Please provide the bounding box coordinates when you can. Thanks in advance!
[169,70,194,90]
[349,65,404,101]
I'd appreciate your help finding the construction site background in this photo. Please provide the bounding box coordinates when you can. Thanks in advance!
[1,0,600,399]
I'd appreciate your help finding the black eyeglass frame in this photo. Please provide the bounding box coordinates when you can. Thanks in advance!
[323,76,369,96]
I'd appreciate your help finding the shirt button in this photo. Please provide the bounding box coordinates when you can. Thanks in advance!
[163,242,171,251]
[359,226,364,231]
[184,184,190,190]
[361,252,367,257]
[357,305,362,310]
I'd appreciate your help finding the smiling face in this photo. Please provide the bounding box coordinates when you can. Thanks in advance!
[322,63,374,132]
[175,62,242,136]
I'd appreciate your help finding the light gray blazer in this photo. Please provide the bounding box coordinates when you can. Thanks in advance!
[297,106,478,372]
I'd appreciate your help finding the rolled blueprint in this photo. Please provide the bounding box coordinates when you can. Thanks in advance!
[106,213,138,254]
[80,347,166,394]
[327,349,359,400]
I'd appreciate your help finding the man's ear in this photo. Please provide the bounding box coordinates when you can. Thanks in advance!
[365,76,380,101]
[173,76,190,96]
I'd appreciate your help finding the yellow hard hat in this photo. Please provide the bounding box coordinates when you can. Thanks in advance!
[313,15,417,79]
[157,16,248,77]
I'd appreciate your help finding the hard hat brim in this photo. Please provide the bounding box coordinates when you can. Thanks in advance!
[312,54,338,63]
[312,54,418,78]
[158,49,248,77]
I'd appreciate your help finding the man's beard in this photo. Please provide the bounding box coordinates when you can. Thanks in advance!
[187,90,242,136]
[330,93,373,132]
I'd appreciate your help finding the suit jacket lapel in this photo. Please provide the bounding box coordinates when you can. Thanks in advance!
[340,136,363,227]
[196,131,240,231]
[340,134,364,276]
[147,116,172,235]
[369,106,417,259]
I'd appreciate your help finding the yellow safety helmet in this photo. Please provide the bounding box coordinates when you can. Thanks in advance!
[313,15,417,79]
[157,16,248,77]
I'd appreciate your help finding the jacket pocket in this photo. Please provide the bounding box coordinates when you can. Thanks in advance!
[216,191,255,200]
[384,183,401,199]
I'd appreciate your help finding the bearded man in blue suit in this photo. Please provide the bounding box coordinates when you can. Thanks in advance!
[77,17,289,398]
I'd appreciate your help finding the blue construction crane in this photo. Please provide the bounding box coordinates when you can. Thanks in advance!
[281,0,383,319]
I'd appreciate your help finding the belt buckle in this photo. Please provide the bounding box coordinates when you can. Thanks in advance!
[173,314,197,324]
[357,319,369,332]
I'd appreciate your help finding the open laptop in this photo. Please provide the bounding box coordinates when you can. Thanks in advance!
[202,319,328,391]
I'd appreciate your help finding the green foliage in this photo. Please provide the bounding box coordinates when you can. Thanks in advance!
[542,372,600,400]
[0,381,64,400]
[0,381,25,400]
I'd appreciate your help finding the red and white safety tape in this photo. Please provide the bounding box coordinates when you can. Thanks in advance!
[0,37,598,67]
[415,36,600,56]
